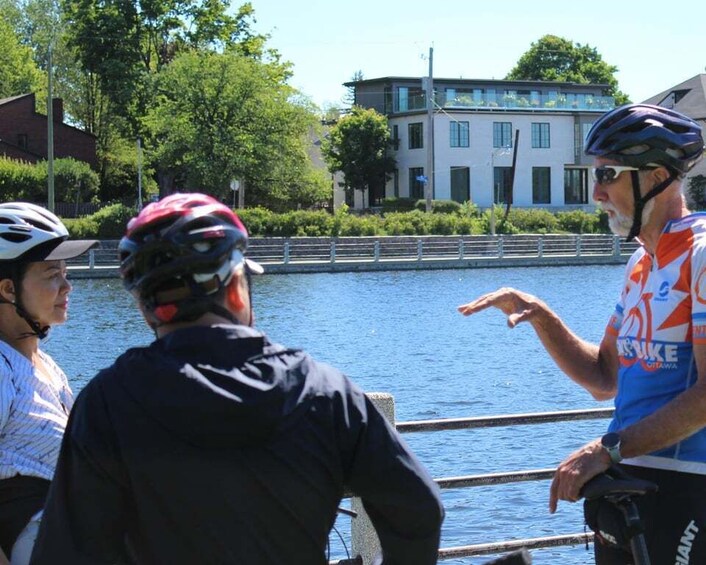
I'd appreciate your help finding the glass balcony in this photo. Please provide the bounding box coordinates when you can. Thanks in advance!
[436,91,615,112]
[393,92,428,113]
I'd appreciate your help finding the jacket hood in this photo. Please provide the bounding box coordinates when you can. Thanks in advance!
[112,324,316,449]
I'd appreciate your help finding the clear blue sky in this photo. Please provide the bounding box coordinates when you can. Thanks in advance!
[250,0,706,109]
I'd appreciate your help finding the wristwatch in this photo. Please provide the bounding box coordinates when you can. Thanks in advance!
[601,432,623,464]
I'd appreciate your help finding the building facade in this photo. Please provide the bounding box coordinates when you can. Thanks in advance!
[0,93,97,169]
[344,77,615,210]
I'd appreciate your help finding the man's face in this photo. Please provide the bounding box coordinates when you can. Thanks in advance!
[591,157,655,237]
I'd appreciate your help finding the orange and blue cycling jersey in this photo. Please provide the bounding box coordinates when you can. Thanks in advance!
[606,213,706,474]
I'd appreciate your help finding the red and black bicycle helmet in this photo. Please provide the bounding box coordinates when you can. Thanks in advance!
[585,103,704,174]
[119,193,261,325]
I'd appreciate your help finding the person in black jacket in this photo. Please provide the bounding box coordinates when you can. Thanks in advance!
[30,193,444,565]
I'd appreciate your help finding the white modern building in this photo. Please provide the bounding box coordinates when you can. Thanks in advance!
[342,76,616,210]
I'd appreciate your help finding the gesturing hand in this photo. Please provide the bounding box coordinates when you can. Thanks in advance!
[457,287,545,328]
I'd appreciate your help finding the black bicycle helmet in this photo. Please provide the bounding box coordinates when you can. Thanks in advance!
[586,104,704,241]
[119,193,262,325]
[585,104,704,174]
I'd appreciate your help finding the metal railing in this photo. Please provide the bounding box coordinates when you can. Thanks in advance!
[343,405,614,563]
[401,407,613,560]
[67,235,639,276]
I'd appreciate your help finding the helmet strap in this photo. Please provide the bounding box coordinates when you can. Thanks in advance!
[626,169,678,242]
[0,296,50,340]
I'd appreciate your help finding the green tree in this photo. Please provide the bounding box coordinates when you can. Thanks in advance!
[342,69,363,107]
[0,16,44,98]
[506,35,629,104]
[61,0,274,128]
[322,106,395,203]
[144,50,326,209]
[687,175,706,210]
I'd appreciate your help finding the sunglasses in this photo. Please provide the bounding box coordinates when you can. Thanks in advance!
[591,165,658,185]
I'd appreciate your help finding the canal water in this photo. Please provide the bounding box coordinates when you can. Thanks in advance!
[45,265,625,564]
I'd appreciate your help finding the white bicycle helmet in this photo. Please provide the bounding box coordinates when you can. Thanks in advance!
[0,202,98,338]
[0,202,97,262]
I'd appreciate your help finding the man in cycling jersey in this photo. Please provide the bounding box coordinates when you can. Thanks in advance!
[30,194,444,564]
[458,104,706,563]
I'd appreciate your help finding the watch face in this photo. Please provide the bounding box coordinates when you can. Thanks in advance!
[602,432,620,449]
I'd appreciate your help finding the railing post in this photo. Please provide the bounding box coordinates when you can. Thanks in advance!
[417,239,423,261]
[613,235,621,257]
[537,237,543,258]
[89,249,95,269]
[374,241,380,262]
[284,241,290,264]
[497,235,504,258]
[459,238,465,260]
[331,240,336,263]
[575,235,581,257]
[351,393,394,564]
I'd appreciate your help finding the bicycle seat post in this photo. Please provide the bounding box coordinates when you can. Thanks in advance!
[615,499,650,565]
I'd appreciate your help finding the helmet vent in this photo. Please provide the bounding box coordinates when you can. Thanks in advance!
[1,233,31,243]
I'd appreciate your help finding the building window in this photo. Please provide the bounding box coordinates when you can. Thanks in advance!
[582,122,594,142]
[397,86,425,112]
[493,167,513,204]
[493,122,512,148]
[384,86,393,114]
[450,166,470,203]
[450,121,469,148]
[391,124,400,150]
[531,123,550,148]
[393,169,399,197]
[398,87,409,112]
[409,167,425,199]
[564,168,589,204]
[345,188,354,207]
[17,134,28,149]
[409,122,423,149]
[532,167,551,204]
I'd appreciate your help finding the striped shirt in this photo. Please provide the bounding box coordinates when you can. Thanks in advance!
[0,340,74,481]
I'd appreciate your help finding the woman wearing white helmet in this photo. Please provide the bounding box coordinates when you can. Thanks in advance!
[0,202,97,564]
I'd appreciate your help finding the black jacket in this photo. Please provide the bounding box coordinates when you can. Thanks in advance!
[30,325,443,564]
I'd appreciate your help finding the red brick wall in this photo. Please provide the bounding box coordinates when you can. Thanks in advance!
[0,94,97,169]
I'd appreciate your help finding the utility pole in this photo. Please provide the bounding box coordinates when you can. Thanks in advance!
[425,46,434,213]
[136,137,143,210]
[47,44,55,212]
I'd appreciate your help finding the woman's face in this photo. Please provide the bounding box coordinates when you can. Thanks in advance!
[20,260,73,327]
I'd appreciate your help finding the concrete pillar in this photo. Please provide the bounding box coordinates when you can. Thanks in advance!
[351,393,395,564]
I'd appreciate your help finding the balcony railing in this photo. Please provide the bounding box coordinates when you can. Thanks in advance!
[441,91,615,112]
[391,91,615,113]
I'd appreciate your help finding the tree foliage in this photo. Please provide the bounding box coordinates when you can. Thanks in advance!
[61,0,275,130]
[144,50,327,209]
[0,16,44,98]
[322,106,396,198]
[506,35,629,104]
[687,175,706,210]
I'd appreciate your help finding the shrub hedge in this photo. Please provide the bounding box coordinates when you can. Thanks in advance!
[62,204,610,239]
[0,157,99,202]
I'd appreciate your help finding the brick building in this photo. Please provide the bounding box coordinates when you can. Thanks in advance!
[0,93,97,169]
